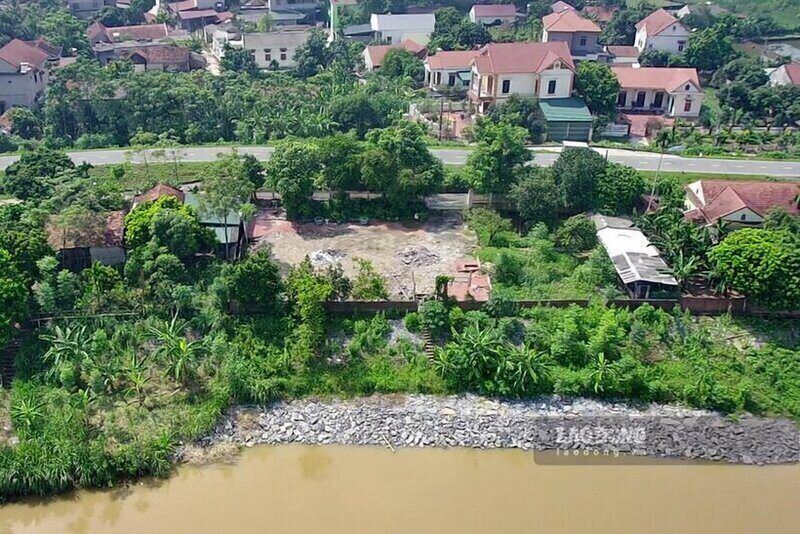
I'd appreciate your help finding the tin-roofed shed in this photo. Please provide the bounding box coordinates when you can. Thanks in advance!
[538,97,593,142]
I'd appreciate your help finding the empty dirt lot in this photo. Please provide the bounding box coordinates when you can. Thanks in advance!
[250,212,477,299]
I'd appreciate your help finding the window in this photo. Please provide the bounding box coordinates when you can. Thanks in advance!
[448,74,456,86]
[677,40,686,52]
[635,91,646,107]
[280,53,287,60]
[617,92,627,106]
[579,36,587,47]
[684,84,691,91]
[740,213,746,221]
[683,99,692,112]
[436,72,442,84]
[547,79,556,95]
[265,53,271,61]
[501,79,511,93]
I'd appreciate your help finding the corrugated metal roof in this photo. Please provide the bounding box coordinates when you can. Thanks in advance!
[538,97,593,122]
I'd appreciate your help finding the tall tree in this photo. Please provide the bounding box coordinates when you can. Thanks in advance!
[551,148,606,214]
[575,62,620,119]
[264,140,321,218]
[466,119,530,194]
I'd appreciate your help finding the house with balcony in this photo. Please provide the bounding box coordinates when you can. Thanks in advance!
[0,38,59,111]
[467,41,575,115]
[468,4,517,25]
[611,66,703,118]
[542,8,603,60]
[369,13,436,46]
[424,50,480,92]
[634,8,689,54]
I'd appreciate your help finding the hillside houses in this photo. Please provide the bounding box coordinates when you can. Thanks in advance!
[542,8,603,60]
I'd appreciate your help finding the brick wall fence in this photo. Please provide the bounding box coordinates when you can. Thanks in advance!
[324,296,799,317]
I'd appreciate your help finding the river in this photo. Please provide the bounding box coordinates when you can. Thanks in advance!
[1,445,799,533]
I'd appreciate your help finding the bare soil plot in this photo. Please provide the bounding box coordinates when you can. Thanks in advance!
[251,212,477,299]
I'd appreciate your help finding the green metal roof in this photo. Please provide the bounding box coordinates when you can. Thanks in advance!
[184,191,242,227]
[538,98,593,122]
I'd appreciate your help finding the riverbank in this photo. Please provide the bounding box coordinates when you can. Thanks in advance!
[185,395,800,466]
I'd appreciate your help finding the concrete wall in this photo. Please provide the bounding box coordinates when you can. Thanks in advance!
[0,69,48,110]
[543,30,600,55]
[635,23,689,54]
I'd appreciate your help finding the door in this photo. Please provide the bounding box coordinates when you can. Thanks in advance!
[653,91,664,108]
[634,91,646,108]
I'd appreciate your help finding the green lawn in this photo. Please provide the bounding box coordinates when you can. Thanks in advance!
[89,162,212,192]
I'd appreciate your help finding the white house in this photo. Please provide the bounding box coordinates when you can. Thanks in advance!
[467,41,575,115]
[370,13,436,46]
[634,9,690,54]
[424,50,481,91]
[468,4,517,25]
[769,62,800,86]
[611,66,703,118]
[215,27,316,69]
[683,180,800,226]
[0,39,59,111]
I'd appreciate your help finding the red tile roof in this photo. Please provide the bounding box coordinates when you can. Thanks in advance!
[425,49,481,70]
[91,23,171,43]
[446,260,491,302]
[46,211,125,250]
[611,66,699,92]
[606,45,640,58]
[471,4,516,17]
[636,9,680,37]
[551,1,575,14]
[472,41,574,75]
[543,9,601,33]
[782,62,800,84]
[686,180,800,224]
[170,0,198,11]
[0,39,55,70]
[132,183,186,206]
[365,39,425,67]
[125,45,190,65]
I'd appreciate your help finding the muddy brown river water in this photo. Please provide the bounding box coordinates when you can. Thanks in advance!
[1,445,799,533]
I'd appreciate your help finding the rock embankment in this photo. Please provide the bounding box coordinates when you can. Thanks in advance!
[189,395,800,465]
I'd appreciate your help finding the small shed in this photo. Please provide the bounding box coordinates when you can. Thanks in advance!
[538,97,593,142]
[184,191,248,259]
[46,211,126,271]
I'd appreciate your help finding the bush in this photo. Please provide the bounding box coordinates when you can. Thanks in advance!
[554,215,597,253]
[351,258,389,300]
[419,300,450,339]
[494,251,524,285]
[404,312,421,333]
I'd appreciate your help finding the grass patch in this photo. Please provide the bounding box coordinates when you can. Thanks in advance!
[89,162,212,192]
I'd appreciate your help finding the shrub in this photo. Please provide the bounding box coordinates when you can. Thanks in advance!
[351,258,389,300]
[419,300,450,339]
[554,215,597,253]
[404,312,421,333]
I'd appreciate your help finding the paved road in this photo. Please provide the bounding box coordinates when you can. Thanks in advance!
[1,145,798,178]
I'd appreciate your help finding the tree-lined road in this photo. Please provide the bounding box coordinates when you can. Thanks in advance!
[1,145,799,178]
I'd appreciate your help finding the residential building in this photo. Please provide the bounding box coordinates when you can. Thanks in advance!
[46,211,126,271]
[611,66,703,118]
[468,4,517,25]
[424,50,480,91]
[132,183,185,208]
[591,214,678,299]
[264,0,321,13]
[168,0,234,31]
[676,3,728,19]
[550,1,574,14]
[0,39,59,111]
[87,22,192,64]
[68,0,116,19]
[467,41,575,115]
[634,8,689,54]
[123,45,205,72]
[769,62,800,86]
[363,39,425,72]
[239,27,316,69]
[683,180,800,226]
[370,13,436,46]
[605,45,640,65]
[542,8,602,59]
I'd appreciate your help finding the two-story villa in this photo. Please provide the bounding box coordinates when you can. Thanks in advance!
[611,66,703,118]
[634,8,689,54]
[467,41,575,115]
[542,9,602,59]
